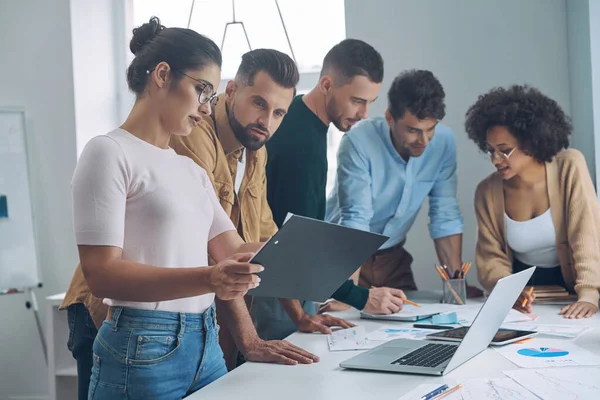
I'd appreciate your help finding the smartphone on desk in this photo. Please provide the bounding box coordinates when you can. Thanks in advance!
[426,326,538,346]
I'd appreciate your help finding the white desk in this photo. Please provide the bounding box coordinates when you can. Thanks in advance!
[190,302,600,400]
[46,292,77,400]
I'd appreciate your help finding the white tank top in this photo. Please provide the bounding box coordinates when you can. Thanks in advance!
[505,208,559,268]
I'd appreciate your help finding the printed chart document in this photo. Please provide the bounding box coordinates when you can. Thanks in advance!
[397,379,539,400]
[460,378,539,400]
[327,326,372,351]
[504,367,600,400]
[494,338,600,368]
[361,303,460,321]
[453,304,536,326]
[501,323,590,339]
[366,327,442,341]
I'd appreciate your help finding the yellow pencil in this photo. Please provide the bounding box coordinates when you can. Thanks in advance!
[522,287,534,307]
[370,286,420,307]
[463,262,472,276]
[431,384,463,400]
[435,265,450,280]
[403,298,420,307]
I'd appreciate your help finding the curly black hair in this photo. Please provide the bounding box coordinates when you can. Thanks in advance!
[387,70,446,120]
[464,85,572,163]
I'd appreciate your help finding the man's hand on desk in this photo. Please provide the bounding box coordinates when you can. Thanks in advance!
[295,313,355,334]
[363,287,406,314]
[240,338,320,365]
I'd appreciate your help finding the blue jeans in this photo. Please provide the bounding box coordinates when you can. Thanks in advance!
[89,305,227,399]
[67,303,98,400]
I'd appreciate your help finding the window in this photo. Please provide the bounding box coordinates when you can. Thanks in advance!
[128,0,346,193]
[131,0,345,78]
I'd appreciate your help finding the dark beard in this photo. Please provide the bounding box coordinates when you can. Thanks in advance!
[326,97,348,132]
[227,103,270,151]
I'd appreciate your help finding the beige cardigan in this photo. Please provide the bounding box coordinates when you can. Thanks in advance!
[474,149,600,305]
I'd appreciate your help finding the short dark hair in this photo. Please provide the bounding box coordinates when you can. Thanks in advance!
[465,85,571,163]
[320,39,384,85]
[235,49,299,90]
[388,70,446,120]
[126,16,222,96]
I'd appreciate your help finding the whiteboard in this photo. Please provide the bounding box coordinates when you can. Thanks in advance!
[0,108,40,291]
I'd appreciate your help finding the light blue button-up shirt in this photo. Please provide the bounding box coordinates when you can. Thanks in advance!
[326,117,463,249]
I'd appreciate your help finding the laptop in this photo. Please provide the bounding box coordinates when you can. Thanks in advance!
[248,215,388,302]
[339,267,536,375]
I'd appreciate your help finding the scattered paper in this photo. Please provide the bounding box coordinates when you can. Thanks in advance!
[366,327,442,341]
[397,378,539,400]
[460,378,538,400]
[452,304,536,326]
[501,323,590,339]
[361,303,460,321]
[494,338,600,368]
[327,326,373,351]
[397,383,462,400]
[504,367,600,400]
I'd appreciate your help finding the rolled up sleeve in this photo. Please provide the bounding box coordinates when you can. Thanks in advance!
[337,135,373,232]
[428,134,463,239]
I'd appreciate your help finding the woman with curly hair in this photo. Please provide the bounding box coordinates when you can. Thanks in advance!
[465,85,600,319]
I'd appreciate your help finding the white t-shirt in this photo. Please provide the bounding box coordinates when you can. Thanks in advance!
[505,208,560,268]
[235,149,246,194]
[72,129,235,313]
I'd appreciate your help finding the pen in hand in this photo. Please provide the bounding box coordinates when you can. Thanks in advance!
[522,287,534,308]
[370,286,420,307]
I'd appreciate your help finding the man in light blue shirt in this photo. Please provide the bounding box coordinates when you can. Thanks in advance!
[327,70,467,292]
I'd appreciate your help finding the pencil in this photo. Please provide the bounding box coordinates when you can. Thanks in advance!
[522,287,534,307]
[434,265,448,280]
[463,262,472,276]
[431,384,462,400]
[370,286,420,307]
[403,298,420,307]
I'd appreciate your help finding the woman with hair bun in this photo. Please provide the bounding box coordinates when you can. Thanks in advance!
[69,17,306,399]
[466,85,600,320]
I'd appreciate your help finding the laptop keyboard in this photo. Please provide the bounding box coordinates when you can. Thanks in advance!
[391,343,457,368]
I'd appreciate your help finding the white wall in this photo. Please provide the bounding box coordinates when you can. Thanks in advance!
[0,0,78,398]
[345,0,571,290]
[567,0,596,183]
[70,0,122,156]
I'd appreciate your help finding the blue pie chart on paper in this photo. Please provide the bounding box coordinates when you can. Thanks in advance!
[517,347,569,358]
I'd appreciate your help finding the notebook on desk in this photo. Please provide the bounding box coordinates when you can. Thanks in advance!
[361,303,460,322]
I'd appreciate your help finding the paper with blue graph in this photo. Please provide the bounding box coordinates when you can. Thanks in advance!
[327,326,372,351]
[397,379,539,400]
[366,327,442,341]
[494,338,600,368]
[504,367,600,400]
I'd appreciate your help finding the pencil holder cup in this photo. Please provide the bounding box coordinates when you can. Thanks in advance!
[441,278,466,305]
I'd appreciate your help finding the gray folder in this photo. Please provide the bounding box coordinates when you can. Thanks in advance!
[248,215,388,302]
